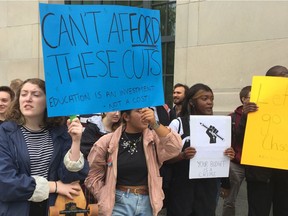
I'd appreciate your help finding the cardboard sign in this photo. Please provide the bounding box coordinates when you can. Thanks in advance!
[189,115,231,179]
[241,76,288,170]
[39,4,164,117]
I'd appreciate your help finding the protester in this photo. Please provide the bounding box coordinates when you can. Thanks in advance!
[167,83,235,216]
[162,84,187,213]
[0,78,89,216]
[9,78,23,94]
[80,111,121,204]
[85,107,182,216]
[169,83,189,122]
[0,86,15,124]
[236,65,288,216]
[149,105,171,213]
[81,111,121,159]
[222,85,251,216]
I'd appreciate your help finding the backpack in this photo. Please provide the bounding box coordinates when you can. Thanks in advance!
[168,116,191,179]
[161,116,191,207]
[177,116,190,146]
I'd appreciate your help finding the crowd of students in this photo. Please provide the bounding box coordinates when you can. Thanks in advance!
[0,65,287,216]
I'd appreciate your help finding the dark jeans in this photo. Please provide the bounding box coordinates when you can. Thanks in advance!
[247,170,288,216]
[167,178,218,216]
[29,200,48,216]
[222,162,245,216]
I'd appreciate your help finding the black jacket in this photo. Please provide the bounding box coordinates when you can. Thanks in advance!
[236,114,273,182]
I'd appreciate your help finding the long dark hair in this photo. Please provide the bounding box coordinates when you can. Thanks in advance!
[5,78,65,127]
[179,83,213,117]
[120,110,132,125]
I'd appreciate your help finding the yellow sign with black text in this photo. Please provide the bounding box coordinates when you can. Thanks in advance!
[241,76,288,170]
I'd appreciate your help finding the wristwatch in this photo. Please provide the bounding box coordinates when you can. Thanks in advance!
[151,121,160,130]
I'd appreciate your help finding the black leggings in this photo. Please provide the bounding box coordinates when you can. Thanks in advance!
[29,200,48,216]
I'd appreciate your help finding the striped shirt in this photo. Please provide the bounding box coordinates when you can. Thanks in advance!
[21,126,54,179]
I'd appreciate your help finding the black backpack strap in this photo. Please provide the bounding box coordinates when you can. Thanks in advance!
[180,116,190,138]
[176,118,181,134]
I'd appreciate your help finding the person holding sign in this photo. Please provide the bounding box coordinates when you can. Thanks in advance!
[236,65,288,216]
[85,108,182,216]
[167,83,235,216]
[0,78,89,216]
[222,85,251,216]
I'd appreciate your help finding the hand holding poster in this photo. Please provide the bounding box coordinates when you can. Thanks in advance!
[39,4,164,117]
[189,116,231,179]
[241,76,288,170]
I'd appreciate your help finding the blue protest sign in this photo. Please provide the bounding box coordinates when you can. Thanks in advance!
[39,3,164,117]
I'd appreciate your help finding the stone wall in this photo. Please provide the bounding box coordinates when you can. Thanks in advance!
[174,0,288,114]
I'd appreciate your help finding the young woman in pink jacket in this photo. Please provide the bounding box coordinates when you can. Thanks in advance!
[85,107,182,216]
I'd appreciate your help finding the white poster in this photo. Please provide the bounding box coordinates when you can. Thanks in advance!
[189,115,231,179]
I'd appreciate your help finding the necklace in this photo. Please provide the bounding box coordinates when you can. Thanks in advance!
[120,132,142,155]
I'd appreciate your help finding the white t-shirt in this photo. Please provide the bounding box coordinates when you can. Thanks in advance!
[169,117,190,146]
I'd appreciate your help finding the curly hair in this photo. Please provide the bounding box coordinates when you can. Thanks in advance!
[5,78,65,128]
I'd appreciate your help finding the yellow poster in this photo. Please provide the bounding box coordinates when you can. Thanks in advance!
[241,76,288,170]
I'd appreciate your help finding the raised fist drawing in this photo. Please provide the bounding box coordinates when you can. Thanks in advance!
[206,125,218,143]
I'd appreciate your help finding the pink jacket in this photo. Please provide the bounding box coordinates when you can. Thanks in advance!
[85,125,182,216]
